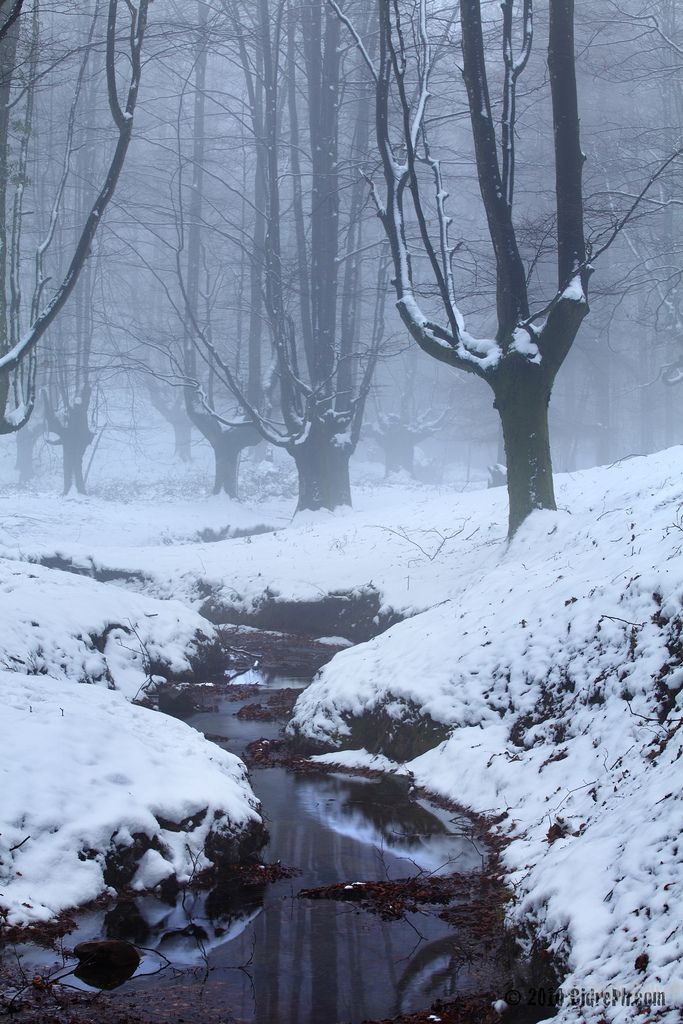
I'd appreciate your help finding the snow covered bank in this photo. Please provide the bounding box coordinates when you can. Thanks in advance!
[0,558,221,700]
[289,449,683,1022]
[0,673,263,927]
[2,482,508,636]
[0,559,267,927]
[0,491,286,553]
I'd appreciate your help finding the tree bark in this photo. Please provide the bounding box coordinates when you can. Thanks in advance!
[149,385,193,463]
[290,418,351,512]
[493,362,556,536]
[45,386,94,495]
[173,418,192,464]
[15,418,41,484]
[210,423,261,497]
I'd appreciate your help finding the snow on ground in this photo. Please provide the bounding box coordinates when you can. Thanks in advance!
[0,490,287,555]
[287,449,683,1022]
[0,672,261,927]
[0,475,507,617]
[2,446,682,1020]
[0,507,270,925]
[0,557,217,700]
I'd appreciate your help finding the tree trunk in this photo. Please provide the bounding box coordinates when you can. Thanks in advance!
[209,422,261,498]
[63,441,87,494]
[595,326,612,467]
[148,386,193,464]
[213,440,239,497]
[15,420,41,485]
[493,364,556,537]
[44,387,94,495]
[172,416,192,464]
[291,419,351,512]
[638,321,653,456]
[61,400,94,495]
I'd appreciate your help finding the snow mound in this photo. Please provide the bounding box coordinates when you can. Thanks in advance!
[289,449,683,1022]
[0,558,216,700]
[0,491,286,552]
[0,558,265,927]
[0,476,509,624]
[0,672,262,927]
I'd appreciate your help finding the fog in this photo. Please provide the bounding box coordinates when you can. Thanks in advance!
[0,0,677,516]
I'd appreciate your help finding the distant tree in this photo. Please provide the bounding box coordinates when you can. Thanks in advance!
[182,0,384,511]
[369,352,448,478]
[0,0,150,437]
[14,413,42,484]
[177,1,262,498]
[147,379,193,465]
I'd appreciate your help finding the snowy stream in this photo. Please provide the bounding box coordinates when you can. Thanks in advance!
[10,666,501,1024]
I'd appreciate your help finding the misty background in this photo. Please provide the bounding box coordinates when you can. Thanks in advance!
[0,0,679,504]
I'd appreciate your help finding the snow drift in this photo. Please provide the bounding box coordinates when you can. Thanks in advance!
[0,673,262,926]
[0,559,265,927]
[288,450,683,1022]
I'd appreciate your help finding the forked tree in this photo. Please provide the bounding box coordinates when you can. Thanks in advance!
[187,0,383,511]
[179,0,262,497]
[337,0,590,535]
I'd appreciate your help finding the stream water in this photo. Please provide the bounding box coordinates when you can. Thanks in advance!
[8,666,511,1024]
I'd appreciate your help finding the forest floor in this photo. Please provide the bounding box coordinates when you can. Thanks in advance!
[1,450,682,1022]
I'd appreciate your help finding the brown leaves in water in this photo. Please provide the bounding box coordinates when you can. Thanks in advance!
[299,872,506,929]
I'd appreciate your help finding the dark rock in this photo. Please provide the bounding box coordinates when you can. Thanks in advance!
[73,939,140,990]
[344,701,450,760]
[158,874,181,903]
[205,815,268,866]
[103,831,157,888]
[157,685,197,719]
[156,807,207,833]
[290,699,450,761]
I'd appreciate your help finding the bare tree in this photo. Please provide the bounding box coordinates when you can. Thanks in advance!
[224,0,382,510]
[0,0,150,435]
[0,0,24,44]
[343,0,590,536]
[369,349,448,479]
[178,0,262,498]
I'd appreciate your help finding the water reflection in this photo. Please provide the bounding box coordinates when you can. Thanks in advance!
[295,772,485,876]
[10,671,497,1021]
[104,887,262,965]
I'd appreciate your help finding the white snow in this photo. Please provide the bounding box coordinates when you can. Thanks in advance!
[2,484,508,619]
[560,275,586,304]
[285,449,683,1022]
[1,443,682,1021]
[0,507,269,926]
[0,490,285,554]
[0,672,260,926]
[510,326,542,363]
[0,557,215,700]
